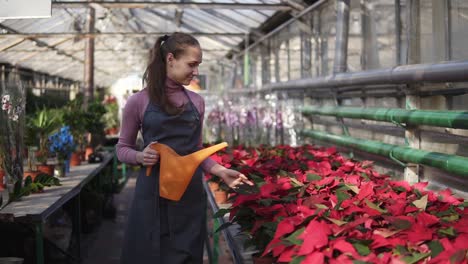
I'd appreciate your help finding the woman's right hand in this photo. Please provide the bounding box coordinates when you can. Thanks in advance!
[136,142,160,166]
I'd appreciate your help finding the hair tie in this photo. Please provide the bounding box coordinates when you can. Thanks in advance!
[161,34,170,44]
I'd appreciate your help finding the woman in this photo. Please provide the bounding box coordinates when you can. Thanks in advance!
[117,33,253,264]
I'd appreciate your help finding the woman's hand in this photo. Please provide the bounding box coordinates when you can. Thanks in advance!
[136,142,160,166]
[210,164,254,189]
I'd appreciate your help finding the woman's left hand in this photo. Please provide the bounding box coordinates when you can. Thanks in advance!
[217,168,254,190]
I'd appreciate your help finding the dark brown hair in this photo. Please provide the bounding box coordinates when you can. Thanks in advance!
[143,32,200,115]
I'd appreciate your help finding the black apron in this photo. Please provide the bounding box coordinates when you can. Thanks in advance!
[121,89,206,264]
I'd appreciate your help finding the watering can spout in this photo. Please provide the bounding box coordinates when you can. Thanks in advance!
[188,142,229,165]
[145,142,228,201]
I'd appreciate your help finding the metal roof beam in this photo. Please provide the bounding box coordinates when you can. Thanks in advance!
[142,9,241,51]
[0,32,246,38]
[199,9,264,38]
[0,38,26,52]
[13,37,73,64]
[0,23,111,76]
[52,1,291,10]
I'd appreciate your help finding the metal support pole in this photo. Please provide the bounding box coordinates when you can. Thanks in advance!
[333,0,352,157]
[333,0,350,74]
[261,41,270,85]
[432,0,450,61]
[404,0,421,184]
[35,223,44,264]
[286,36,291,81]
[395,0,402,65]
[301,30,312,78]
[84,4,95,108]
[243,33,250,87]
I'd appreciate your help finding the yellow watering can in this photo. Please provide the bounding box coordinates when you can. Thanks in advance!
[146,142,228,201]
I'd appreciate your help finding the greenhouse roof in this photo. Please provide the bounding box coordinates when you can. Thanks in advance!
[0,0,301,86]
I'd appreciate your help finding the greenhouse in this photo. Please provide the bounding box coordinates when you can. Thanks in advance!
[0,0,468,263]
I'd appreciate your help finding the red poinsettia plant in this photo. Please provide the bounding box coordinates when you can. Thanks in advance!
[210,145,468,263]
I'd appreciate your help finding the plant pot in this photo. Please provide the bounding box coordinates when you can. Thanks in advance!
[37,164,55,176]
[252,254,275,264]
[23,170,40,181]
[208,181,220,192]
[70,152,81,167]
[55,164,66,178]
[214,190,228,204]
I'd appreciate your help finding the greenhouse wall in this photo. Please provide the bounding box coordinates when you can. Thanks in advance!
[203,0,468,197]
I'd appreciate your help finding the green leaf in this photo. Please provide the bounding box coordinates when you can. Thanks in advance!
[289,176,304,187]
[326,217,347,226]
[441,214,460,222]
[249,174,266,187]
[394,245,409,256]
[345,184,360,194]
[303,152,314,160]
[438,227,456,237]
[284,227,305,246]
[401,252,431,264]
[360,173,370,181]
[314,204,329,209]
[412,195,428,211]
[435,206,457,217]
[213,208,230,218]
[352,242,371,256]
[336,190,351,205]
[428,240,444,258]
[365,199,387,213]
[306,173,321,181]
[290,256,305,264]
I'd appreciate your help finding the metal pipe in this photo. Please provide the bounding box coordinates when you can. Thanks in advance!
[302,129,468,176]
[302,106,468,129]
[264,60,468,91]
[334,0,350,74]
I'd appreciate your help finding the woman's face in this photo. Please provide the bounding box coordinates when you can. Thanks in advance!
[166,45,202,86]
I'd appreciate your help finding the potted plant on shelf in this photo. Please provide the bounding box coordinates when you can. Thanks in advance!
[26,108,60,175]
[61,96,87,166]
[83,100,107,160]
[49,126,74,177]
[102,96,119,135]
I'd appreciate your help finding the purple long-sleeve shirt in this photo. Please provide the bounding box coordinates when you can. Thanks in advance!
[116,77,217,173]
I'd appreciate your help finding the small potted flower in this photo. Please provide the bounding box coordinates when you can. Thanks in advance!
[49,126,74,177]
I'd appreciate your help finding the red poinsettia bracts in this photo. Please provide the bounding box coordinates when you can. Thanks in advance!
[208,145,468,263]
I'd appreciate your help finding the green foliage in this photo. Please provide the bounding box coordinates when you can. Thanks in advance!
[10,173,61,200]
[85,99,106,135]
[102,102,119,130]
[25,108,61,163]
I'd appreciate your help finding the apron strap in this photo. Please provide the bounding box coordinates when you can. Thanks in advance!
[182,88,201,123]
